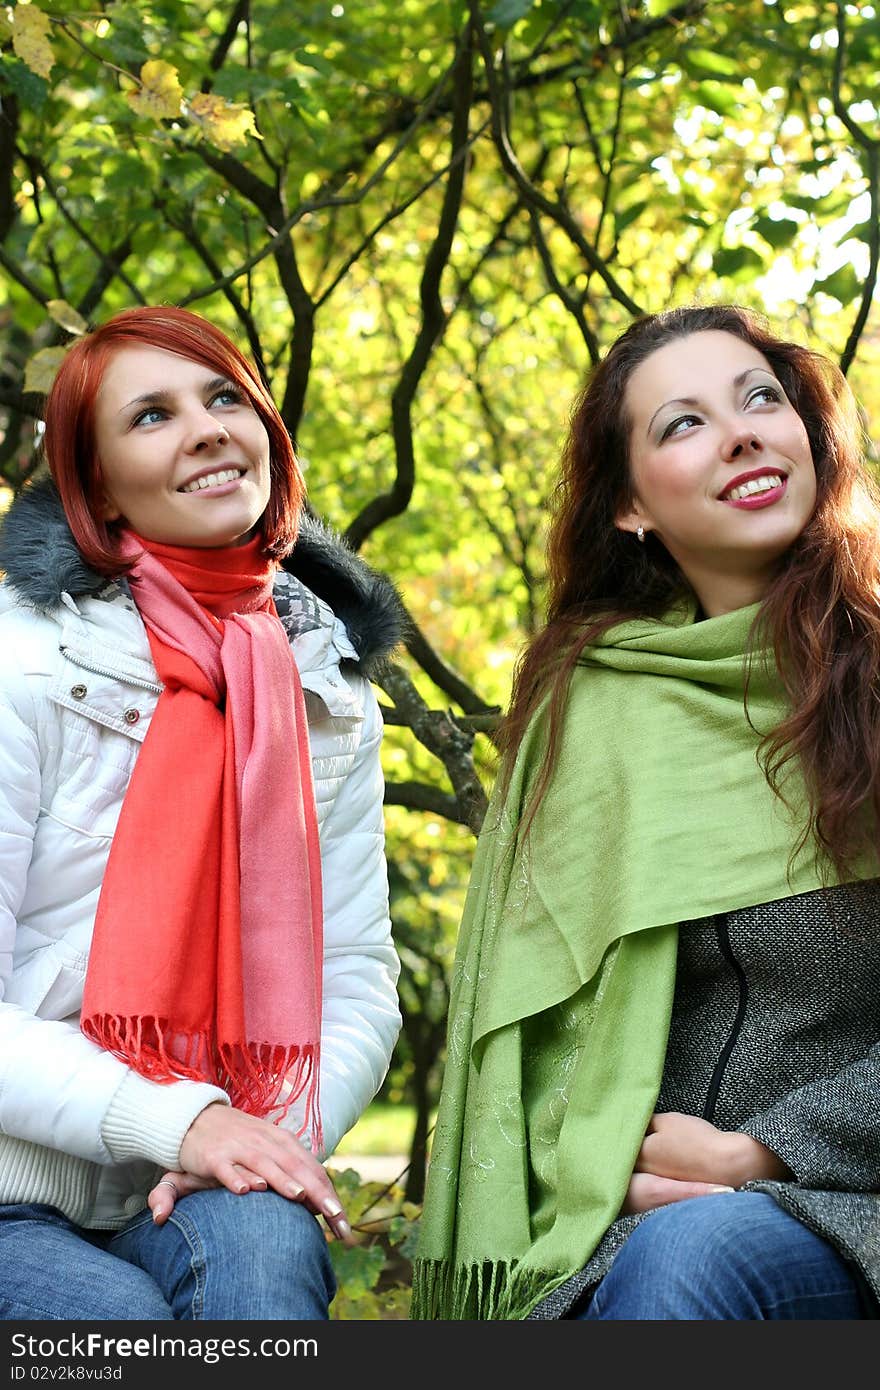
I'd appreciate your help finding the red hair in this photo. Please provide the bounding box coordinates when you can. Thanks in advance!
[42,305,304,573]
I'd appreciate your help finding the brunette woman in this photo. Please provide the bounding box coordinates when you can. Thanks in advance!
[413,304,880,1321]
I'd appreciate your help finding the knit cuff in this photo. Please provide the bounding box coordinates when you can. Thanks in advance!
[738,1117,807,1183]
[101,1070,230,1169]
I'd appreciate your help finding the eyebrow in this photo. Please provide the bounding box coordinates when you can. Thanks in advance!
[118,376,232,416]
[645,366,774,436]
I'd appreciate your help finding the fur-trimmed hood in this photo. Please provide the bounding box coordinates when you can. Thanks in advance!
[0,478,408,678]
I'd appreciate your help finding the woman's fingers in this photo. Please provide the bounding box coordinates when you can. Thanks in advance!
[148,1169,215,1225]
[242,1155,353,1244]
[177,1104,353,1241]
[213,1163,270,1197]
[621,1171,734,1216]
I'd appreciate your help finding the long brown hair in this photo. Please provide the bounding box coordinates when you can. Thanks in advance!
[43,304,304,574]
[500,304,880,872]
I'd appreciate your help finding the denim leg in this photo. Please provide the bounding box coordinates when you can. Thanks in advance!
[579,1192,865,1320]
[0,1205,174,1320]
[110,1189,337,1320]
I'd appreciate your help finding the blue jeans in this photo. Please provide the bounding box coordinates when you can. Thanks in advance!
[0,1189,336,1320]
[576,1192,865,1320]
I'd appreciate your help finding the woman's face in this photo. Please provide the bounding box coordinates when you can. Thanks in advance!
[94,345,272,548]
[616,330,817,617]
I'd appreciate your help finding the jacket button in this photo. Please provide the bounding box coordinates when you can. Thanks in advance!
[70,683,87,699]
[123,708,140,725]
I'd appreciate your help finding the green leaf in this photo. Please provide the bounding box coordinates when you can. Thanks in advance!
[0,56,49,111]
[102,2,152,66]
[102,154,155,194]
[487,0,535,28]
[784,193,853,217]
[327,1241,385,1296]
[46,300,88,336]
[211,69,292,102]
[681,48,741,80]
[712,246,765,278]
[615,201,648,237]
[814,264,862,306]
[836,219,874,247]
[24,345,70,395]
[694,81,742,116]
[753,215,801,250]
[295,47,336,76]
[845,19,880,66]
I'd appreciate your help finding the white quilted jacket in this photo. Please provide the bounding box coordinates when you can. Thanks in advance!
[0,489,402,1228]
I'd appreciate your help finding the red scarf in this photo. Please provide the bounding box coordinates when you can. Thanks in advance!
[81,532,323,1143]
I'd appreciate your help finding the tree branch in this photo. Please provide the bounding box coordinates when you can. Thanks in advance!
[832,1,879,376]
[471,2,642,317]
[0,246,49,307]
[157,193,269,384]
[76,236,135,321]
[344,21,475,550]
[0,90,19,243]
[383,781,469,824]
[26,155,145,305]
[378,661,489,834]
[176,63,454,312]
[206,0,250,79]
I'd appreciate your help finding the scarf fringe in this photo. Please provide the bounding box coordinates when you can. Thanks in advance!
[410,1258,571,1322]
[82,1013,322,1143]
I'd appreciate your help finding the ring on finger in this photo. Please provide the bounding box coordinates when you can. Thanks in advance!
[157,1179,179,1199]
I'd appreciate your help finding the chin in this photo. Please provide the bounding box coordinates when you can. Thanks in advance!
[195,519,263,549]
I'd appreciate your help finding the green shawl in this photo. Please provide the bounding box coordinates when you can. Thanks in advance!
[411,600,874,1321]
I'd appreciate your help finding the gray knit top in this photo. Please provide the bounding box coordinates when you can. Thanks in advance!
[530,879,880,1319]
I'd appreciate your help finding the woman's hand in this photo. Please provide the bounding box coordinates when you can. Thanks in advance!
[621,1111,791,1215]
[635,1111,791,1186]
[148,1102,353,1243]
[148,1170,218,1226]
[621,1171,734,1215]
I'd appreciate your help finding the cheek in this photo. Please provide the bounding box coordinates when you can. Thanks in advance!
[634,451,698,507]
[800,427,814,470]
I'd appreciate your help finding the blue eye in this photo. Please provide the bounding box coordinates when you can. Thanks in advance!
[132,406,166,427]
[661,414,701,440]
[210,386,245,408]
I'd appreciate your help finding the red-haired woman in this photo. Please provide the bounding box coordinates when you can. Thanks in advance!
[413,304,880,1321]
[0,305,403,1320]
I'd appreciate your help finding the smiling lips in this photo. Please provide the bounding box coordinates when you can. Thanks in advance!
[719,470,786,509]
[178,467,244,495]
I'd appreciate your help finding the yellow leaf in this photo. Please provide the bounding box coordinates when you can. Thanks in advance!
[47,299,88,336]
[187,93,261,152]
[24,344,70,395]
[11,4,54,80]
[127,60,183,121]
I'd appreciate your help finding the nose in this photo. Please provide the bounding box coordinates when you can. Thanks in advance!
[723,426,763,462]
[187,405,230,452]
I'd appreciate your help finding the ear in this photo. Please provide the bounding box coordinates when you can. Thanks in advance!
[614,500,644,537]
[98,494,122,523]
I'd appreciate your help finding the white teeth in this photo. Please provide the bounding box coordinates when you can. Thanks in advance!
[180,468,243,494]
[724,473,782,502]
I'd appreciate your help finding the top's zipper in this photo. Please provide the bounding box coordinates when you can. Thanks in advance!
[59,645,163,695]
[703,916,749,1123]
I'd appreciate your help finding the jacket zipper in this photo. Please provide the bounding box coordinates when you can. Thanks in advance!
[59,645,163,694]
[703,916,748,1123]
